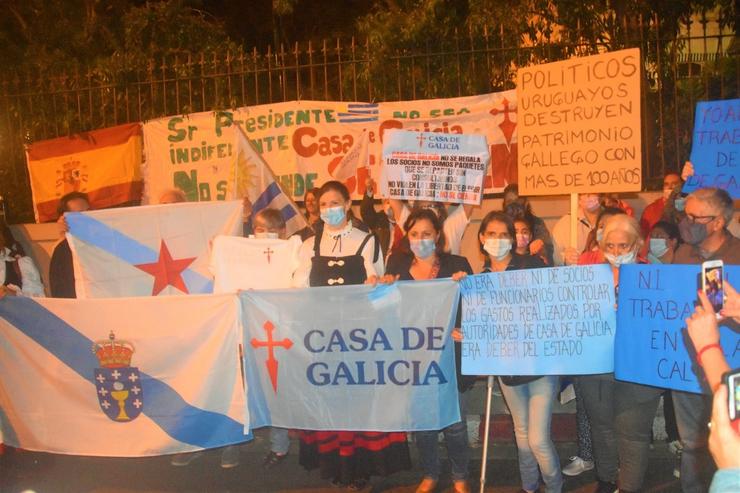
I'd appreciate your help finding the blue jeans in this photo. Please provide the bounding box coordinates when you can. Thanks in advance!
[270,427,290,454]
[415,391,470,482]
[500,376,563,493]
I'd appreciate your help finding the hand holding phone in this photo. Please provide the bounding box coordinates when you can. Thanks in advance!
[702,260,724,317]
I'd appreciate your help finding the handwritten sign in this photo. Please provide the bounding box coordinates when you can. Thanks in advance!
[380,130,490,204]
[615,264,740,394]
[517,48,642,195]
[460,265,616,375]
[683,99,740,198]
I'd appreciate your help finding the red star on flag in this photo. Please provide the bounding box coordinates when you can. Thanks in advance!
[134,241,197,295]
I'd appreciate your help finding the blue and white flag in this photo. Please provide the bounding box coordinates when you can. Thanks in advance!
[615,264,740,394]
[241,280,461,431]
[233,127,308,237]
[0,295,247,457]
[66,201,242,298]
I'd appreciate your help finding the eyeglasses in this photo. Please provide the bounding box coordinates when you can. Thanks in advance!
[686,214,716,224]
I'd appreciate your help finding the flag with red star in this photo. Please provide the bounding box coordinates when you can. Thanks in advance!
[65,201,243,297]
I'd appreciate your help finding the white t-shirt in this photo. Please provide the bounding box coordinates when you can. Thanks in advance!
[551,209,595,265]
[293,224,384,288]
[398,205,469,255]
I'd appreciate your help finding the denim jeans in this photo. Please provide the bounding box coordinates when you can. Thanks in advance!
[673,390,715,493]
[500,376,563,493]
[270,427,290,455]
[415,391,470,481]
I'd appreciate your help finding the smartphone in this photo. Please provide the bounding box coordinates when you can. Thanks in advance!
[702,260,724,315]
[726,368,740,423]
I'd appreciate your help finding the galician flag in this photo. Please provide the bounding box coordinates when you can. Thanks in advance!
[232,127,308,237]
[66,201,242,298]
[0,295,248,457]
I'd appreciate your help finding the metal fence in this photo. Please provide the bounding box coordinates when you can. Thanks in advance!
[0,12,737,222]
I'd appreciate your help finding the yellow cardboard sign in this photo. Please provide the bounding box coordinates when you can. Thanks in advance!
[517,48,642,195]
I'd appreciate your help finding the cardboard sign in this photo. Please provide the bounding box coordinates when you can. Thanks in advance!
[380,130,490,204]
[460,265,616,375]
[517,48,642,195]
[683,99,740,198]
[615,264,740,394]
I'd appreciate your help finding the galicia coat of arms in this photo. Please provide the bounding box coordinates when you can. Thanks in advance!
[92,331,143,422]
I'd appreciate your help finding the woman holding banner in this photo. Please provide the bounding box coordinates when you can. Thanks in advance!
[293,180,410,490]
[384,207,475,493]
[476,211,563,493]
[578,213,662,493]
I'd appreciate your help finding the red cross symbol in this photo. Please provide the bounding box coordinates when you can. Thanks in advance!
[489,97,516,146]
[416,134,427,148]
[251,321,293,393]
[263,247,274,263]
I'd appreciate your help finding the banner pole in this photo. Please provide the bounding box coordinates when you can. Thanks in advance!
[569,193,578,250]
[479,375,495,493]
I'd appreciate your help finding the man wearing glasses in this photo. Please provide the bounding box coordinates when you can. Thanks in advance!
[671,186,739,493]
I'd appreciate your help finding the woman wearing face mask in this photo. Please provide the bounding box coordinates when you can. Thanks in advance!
[385,208,474,493]
[646,221,680,264]
[578,214,663,493]
[477,212,563,493]
[293,181,410,490]
[577,207,625,265]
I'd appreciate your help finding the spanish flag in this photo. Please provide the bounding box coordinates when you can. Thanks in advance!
[26,123,144,222]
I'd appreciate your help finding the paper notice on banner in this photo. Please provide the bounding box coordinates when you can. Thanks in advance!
[460,265,616,376]
[517,48,642,195]
[683,99,740,198]
[380,130,489,205]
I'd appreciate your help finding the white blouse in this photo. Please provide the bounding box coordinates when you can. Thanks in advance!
[293,224,384,288]
[0,248,45,297]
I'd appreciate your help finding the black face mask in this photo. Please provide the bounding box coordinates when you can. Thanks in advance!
[678,217,709,245]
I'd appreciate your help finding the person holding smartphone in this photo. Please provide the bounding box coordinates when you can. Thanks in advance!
[672,187,740,493]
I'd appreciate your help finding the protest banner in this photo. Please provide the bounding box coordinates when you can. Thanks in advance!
[682,99,739,198]
[66,201,242,298]
[26,123,143,222]
[517,48,642,195]
[615,264,740,394]
[210,235,301,293]
[142,91,517,202]
[460,264,616,375]
[241,280,461,431]
[380,130,490,204]
[0,295,247,456]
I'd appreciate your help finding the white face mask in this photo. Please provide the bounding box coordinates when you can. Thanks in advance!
[254,232,279,239]
[483,238,512,260]
[605,250,637,267]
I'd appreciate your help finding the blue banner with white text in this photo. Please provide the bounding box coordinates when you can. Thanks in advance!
[615,264,740,394]
[241,280,461,431]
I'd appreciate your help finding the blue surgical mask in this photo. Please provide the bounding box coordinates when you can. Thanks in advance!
[674,197,686,212]
[483,238,512,260]
[649,238,669,257]
[320,206,346,226]
[596,228,604,243]
[605,250,637,267]
[410,239,436,259]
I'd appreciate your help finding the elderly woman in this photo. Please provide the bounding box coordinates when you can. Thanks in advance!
[384,208,474,493]
[293,180,410,490]
[0,224,44,298]
[577,214,663,493]
[477,211,562,493]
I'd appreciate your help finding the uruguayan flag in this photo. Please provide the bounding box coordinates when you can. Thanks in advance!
[66,201,243,298]
[233,127,308,237]
[0,295,249,457]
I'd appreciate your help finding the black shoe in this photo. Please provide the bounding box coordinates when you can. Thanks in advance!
[594,481,618,493]
[262,451,287,468]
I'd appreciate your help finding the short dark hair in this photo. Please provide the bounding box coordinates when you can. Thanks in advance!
[254,208,286,230]
[477,211,516,257]
[318,181,350,203]
[57,191,90,215]
[394,208,446,257]
[651,220,681,243]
